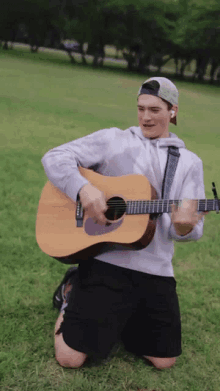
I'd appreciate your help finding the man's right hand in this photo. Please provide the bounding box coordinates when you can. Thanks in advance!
[79,183,108,225]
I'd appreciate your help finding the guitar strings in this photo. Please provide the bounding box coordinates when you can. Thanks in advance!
[103,200,214,206]
[105,199,213,204]
[78,200,216,212]
[78,200,215,206]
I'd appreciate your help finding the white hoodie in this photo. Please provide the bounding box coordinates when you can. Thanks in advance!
[41,126,205,277]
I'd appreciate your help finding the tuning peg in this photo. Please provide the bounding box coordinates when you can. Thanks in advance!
[212,182,219,214]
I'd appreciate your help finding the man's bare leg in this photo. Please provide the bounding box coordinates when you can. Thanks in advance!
[54,312,87,368]
[143,355,176,369]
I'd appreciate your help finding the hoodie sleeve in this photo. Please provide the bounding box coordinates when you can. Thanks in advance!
[41,128,116,201]
[168,159,206,242]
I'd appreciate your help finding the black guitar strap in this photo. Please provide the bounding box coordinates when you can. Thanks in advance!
[151,146,180,220]
[162,146,180,200]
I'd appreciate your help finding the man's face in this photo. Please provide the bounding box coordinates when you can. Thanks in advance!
[137,94,175,139]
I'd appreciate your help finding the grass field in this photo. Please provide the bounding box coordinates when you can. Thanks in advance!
[0,47,220,391]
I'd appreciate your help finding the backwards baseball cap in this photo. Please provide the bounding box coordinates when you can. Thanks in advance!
[137,77,179,125]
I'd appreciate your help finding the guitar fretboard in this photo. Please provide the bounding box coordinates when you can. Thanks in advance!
[126,199,219,215]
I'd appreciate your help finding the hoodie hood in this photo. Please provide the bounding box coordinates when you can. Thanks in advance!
[129,127,186,197]
[130,126,186,149]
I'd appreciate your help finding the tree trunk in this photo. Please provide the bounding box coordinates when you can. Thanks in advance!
[93,52,99,67]
[123,52,135,71]
[174,58,179,75]
[180,58,191,78]
[98,57,104,67]
[67,51,76,64]
[200,58,209,81]
[137,55,146,73]
[3,41,9,50]
[209,59,217,83]
[194,56,209,81]
[79,44,87,65]
[81,53,87,65]
[127,58,134,71]
[31,46,39,53]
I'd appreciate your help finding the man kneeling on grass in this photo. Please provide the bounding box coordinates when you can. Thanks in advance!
[42,77,207,370]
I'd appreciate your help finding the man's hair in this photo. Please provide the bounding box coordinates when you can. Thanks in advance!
[161,98,173,111]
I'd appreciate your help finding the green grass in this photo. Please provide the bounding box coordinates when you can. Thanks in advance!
[0,47,220,391]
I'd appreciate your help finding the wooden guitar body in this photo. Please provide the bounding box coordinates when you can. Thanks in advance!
[36,167,157,264]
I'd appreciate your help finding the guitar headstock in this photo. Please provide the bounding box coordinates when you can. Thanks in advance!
[212,182,219,214]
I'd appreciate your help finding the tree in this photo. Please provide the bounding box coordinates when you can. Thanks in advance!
[113,0,176,72]
[0,0,24,49]
[170,0,220,80]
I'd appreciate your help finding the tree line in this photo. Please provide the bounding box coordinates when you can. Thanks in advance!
[0,0,219,82]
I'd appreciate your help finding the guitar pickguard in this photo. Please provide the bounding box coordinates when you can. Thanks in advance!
[84,217,123,236]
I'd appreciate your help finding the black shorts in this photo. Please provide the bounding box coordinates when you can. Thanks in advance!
[59,258,182,361]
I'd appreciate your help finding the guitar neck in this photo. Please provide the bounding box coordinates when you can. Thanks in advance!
[126,199,219,215]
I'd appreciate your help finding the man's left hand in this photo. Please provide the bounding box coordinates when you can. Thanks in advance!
[171,199,208,236]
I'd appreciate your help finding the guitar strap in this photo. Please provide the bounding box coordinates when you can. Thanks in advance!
[153,146,180,219]
[161,146,180,200]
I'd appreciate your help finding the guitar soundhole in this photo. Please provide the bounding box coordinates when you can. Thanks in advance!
[105,197,126,221]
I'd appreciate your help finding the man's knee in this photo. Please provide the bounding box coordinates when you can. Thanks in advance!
[56,349,87,368]
[55,333,87,368]
[143,355,176,369]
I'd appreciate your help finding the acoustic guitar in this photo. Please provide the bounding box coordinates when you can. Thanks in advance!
[36,167,219,264]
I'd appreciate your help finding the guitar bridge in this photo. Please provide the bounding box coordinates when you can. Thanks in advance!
[76,197,84,227]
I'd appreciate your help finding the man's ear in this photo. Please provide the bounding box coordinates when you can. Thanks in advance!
[172,105,178,116]
[170,105,178,125]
